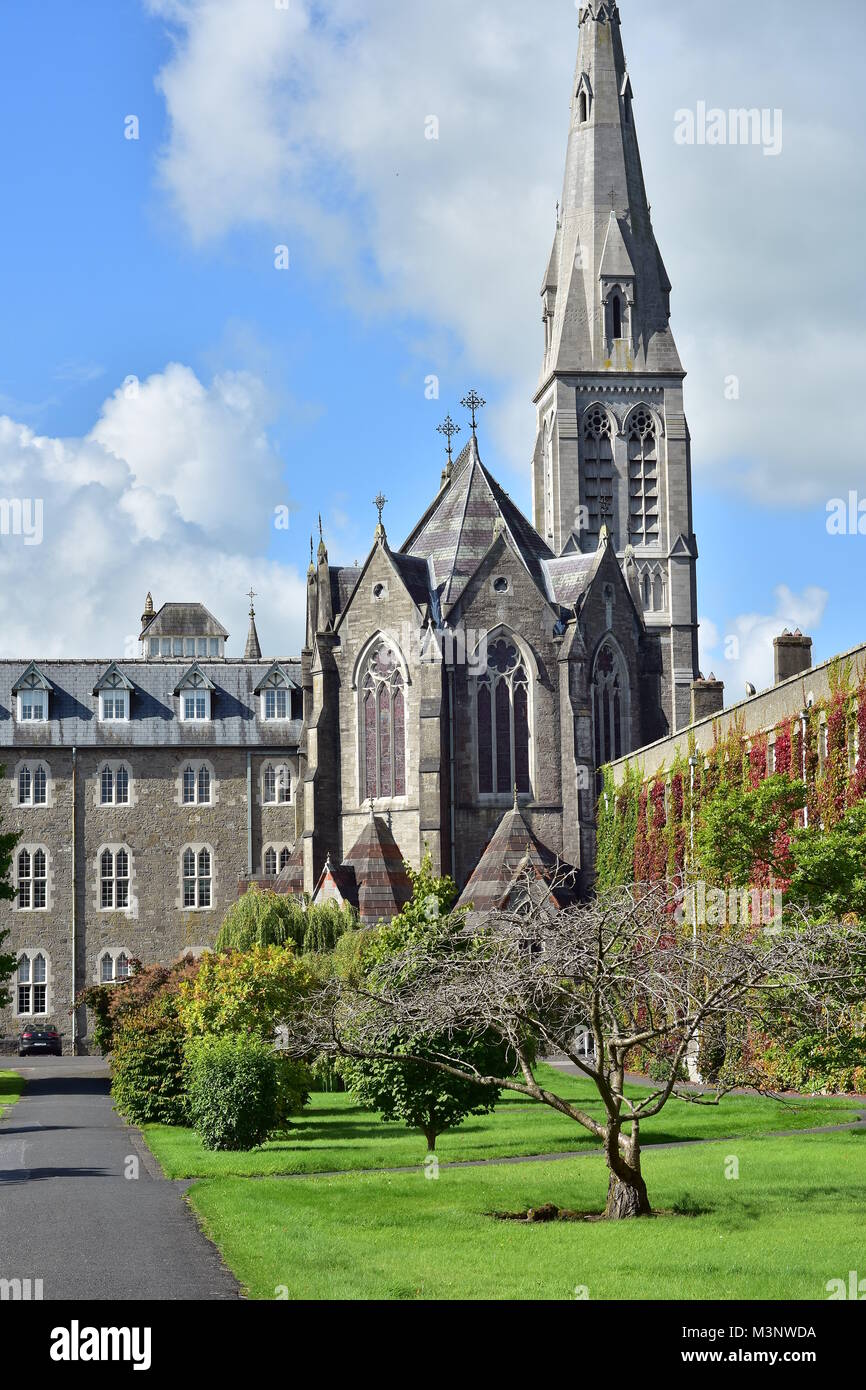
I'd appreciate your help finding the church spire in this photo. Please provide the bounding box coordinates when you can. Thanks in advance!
[244,589,262,660]
[539,1,680,380]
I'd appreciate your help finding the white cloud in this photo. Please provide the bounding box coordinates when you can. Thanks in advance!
[0,366,305,658]
[143,0,866,500]
[699,585,829,702]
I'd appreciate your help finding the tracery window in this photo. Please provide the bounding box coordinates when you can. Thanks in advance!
[17,952,47,1014]
[361,643,406,800]
[627,408,659,546]
[592,643,629,768]
[18,762,48,806]
[100,763,130,806]
[582,407,615,541]
[475,638,531,798]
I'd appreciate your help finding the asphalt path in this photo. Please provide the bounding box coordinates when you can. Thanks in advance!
[0,1056,239,1300]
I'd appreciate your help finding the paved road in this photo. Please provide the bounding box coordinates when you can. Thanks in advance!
[0,1056,239,1300]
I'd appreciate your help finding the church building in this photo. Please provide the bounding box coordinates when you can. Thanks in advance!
[0,1,704,1050]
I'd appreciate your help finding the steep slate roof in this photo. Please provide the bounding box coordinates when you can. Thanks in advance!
[403,437,554,612]
[329,567,364,620]
[455,802,577,914]
[0,660,302,748]
[312,855,359,911]
[141,603,229,639]
[541,554,598,608]
[342,814,413,924]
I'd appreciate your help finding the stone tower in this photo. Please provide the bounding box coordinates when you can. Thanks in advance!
[532,0,699,734]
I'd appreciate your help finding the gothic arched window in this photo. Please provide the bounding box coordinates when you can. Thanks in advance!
[592,643,630,768]
[627,407,659,547]
[582,406,615,541]
[579,91,588,124]
[543,419,554,543]
[612,294,622,338]
[361,642,406,800]
[475,638,531,798]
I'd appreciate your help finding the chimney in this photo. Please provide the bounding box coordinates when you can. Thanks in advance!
[774,629,812,686]
[690,673,725,723]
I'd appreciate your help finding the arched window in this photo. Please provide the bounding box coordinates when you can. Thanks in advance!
[641,572,651,608]
[627,408,660,546]
[101,952,114,983]
[18,848,47,910]
[116,952,130,980]
[279,846,291,871]
[361,642,406,800]
[18,766,30,805]
[100,763,130,806]
[612,294,622,339]
[579,91,588,124]
[100,848,130,910]
[181,761,212,805]
[17,762,48,806]
[582,407,615,541]
[592,643,630,769]
[543,419,554,543]
[264,847,278,877]
[475,638,531,798]
[18,952,47,1014]
[183,847,212,909]
[263,764,291,805]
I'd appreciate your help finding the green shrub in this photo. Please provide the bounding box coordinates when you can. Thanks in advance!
[110,998,188,1125]
[185,1034,281,1151]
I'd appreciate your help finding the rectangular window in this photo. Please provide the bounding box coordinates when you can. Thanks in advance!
[209,639,219,657]
[101,693,128,721]
[173,639,183,656]
[18,983,30,1013]
[185,638,195,656]
[161,639,171,656]
[149,639,159,657]
[264,688,289,720]
[33,983,46,1014]
[183,694,208,720]
[19,692,47,722]
[197,638,208,656]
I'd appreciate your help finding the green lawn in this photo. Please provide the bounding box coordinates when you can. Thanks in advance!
[142,1063,861,1179]
[187,1131,866,1300]
[0,1070,24,1117]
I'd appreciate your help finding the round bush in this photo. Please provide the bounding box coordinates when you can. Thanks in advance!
[185,1035,280,1151]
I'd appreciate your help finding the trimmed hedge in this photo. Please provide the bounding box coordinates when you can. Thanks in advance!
[185,1034,281,1151]
[110,998,188,1125]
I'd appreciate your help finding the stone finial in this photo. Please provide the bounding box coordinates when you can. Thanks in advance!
[317,514,328,563]
[140,591,155,635]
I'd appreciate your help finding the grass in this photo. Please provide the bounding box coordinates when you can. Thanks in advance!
[142,1063,862,1179]
[0,1070,24,1117]
[186,1131,866,1300]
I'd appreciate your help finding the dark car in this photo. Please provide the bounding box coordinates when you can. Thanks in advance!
[18,1025,62,1057]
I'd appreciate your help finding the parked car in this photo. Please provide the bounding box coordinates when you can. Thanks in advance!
[18,1025,62,1057]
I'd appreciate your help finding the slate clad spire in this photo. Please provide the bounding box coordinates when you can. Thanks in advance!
[244,589,262,661]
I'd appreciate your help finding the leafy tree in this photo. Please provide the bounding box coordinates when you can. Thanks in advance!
[177,944,314,1041]
[339,854,511,1152]
[694,775,806,886]
[78,955,198,1055]
[215,889,357,955]
[787,803,866,922]
[293,881,865,1218]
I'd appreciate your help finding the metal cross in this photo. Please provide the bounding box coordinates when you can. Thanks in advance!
[374,492,388,525]
[246,587,257,610]
[461,389,486,436]
[436,414,461,463]
[600,493,614,520]
[608,186,617,210]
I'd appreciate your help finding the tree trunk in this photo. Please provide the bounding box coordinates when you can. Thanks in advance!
[423,1128,437,1153]
[604,1165,652,1219]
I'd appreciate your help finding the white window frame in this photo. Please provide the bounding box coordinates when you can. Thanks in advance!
[99,762,131,806]
[99,847,131,911]
[17,690,48,723]
[17,761,49,807]
[17,847,48,910]
[263,844,292,877]
[99,690,129,722]
[262,685,290,722]
[99,949,132,983]
[262,763,292,805]
[180,689,211,722]
[182,846,213,910]
[181,761,213,805]
[17,951,49,1016]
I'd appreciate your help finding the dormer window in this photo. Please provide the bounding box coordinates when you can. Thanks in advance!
[142,602,228,659]
[19,691,47,722]
[255,664,301,723]
[94,664,133,723]
[13,664,52,723]
[575,73,592,126]
[174,665,215,722]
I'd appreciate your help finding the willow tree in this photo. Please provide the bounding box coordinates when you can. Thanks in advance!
[290,880,865,1219]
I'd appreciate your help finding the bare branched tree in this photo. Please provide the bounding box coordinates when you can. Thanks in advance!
[287,879,865,1219]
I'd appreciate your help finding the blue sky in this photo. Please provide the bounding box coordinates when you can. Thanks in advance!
[0,0,863,699]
